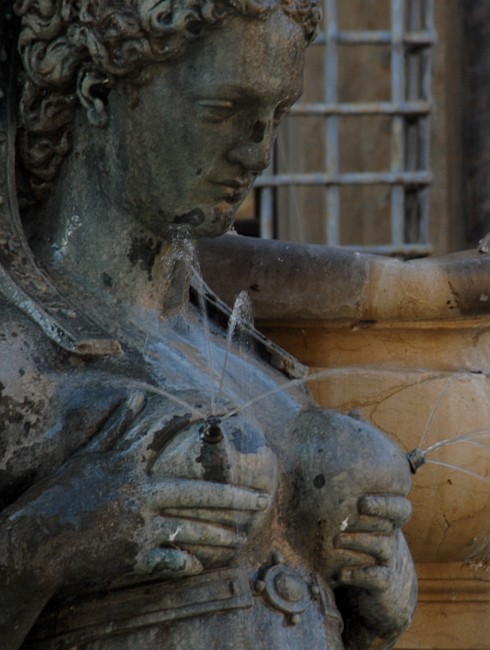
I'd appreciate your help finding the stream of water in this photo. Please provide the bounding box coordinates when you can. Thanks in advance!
[151,236,490,488]
[216,290,253,403]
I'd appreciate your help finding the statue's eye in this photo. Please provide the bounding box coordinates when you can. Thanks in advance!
[197,99,236,122]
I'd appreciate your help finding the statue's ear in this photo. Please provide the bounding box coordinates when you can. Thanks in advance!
[77,69,112,127]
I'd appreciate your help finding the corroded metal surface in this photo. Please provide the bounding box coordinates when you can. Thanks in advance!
[0,2,416,649]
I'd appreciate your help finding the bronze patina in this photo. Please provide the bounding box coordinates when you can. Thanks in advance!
[0,1,416,648]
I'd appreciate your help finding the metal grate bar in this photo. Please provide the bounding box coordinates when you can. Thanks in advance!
[403,31,434,46]
[256,0,434,255]
[258,149,276,239]
[313,30,435,46]
[418,0,434,243]
[255,171,431,187]
[390,0,406,246]
[325,0,340,245]
[404,0,433,244]
[259,188,274,239]
[290,101,431,116]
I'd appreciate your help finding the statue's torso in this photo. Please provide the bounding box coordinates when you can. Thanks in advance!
[2,287,412,649]
[1,296,347,649]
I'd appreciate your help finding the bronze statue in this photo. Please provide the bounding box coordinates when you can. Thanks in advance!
[0,1,416,647]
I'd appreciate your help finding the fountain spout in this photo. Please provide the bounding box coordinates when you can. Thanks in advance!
[201,416,224,444]
[406,448,426,473]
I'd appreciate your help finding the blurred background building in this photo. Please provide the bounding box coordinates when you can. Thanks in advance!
[236,0,490,258]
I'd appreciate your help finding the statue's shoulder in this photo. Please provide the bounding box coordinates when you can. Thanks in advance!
[0,294,62,375]
[0,294,62,425]
[0,296,67,504]
[0,296,122,507]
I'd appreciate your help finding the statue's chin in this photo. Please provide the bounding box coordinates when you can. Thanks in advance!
[125,196,237,240]
[168,201,236,239]
[200,201,237,238]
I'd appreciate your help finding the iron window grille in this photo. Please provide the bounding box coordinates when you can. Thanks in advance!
[253,0,435,257]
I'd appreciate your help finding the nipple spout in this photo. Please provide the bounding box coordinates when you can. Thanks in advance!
[406,448,426,474]
[201,416,223,444]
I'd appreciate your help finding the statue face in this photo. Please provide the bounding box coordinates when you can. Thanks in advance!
[114,11,305,238]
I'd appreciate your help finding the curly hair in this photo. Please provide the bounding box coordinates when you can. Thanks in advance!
[14,0,321,201]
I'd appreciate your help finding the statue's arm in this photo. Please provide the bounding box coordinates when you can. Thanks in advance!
[0,430,203,648]
[0,330,269,647]
[0,312,55,645]
[0,311,146,646]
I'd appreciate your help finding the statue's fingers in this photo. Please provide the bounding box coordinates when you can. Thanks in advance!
[338,565,391,593]
[358,495,412,527]
[135,547,203,577]
[147,479,270,512]
[334,532,393,564]
[162,507,258,527]
[153,517,247,548]
[177,544,237,567]
[331,548,377,568]
[348,515,393,534]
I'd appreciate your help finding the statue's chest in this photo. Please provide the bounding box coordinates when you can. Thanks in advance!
[150,413,279,498]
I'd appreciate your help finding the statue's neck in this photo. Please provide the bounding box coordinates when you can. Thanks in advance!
[29,156,193,319]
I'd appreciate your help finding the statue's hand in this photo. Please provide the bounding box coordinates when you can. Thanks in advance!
[3,450,201,591]
[334,495,411,587]
[334,495,417,643]
[143,478,271,568]
[3,394,273,589]
[1,393,206,591]
[145,411,276,569]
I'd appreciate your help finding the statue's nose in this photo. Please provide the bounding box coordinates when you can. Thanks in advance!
[227,120,272,172]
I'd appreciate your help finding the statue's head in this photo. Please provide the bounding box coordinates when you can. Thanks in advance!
[14,0,320,237]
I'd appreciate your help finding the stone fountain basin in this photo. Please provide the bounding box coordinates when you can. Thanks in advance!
[199,235,490,564]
